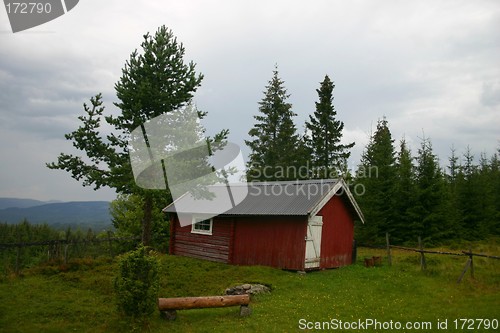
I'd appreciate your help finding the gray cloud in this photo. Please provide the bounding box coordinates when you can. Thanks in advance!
[481,81,500,107]
[0,0,499,201]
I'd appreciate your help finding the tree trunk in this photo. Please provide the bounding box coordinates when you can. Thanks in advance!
[142,193,153,246]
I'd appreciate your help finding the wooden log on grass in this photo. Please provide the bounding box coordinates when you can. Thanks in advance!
[158,294,251,320]
[158,294,250,311]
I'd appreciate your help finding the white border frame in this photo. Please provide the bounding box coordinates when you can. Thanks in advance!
[191,215,213,235]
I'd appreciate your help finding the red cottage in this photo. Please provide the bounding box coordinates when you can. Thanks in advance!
[163,179,365,271]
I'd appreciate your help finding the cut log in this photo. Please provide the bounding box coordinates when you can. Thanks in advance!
[158,294,250,311]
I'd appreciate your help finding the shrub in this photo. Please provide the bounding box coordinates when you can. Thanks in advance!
[114,245,160,319]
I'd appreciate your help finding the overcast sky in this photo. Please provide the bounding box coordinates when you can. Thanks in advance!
[1,0,499,202]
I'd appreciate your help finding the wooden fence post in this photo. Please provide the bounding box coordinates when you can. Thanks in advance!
[386,233,392,266]
[469,248,474,279]
[458,248,475,283]
[418,236,426,270]
[64,243,69,265]
[457,257,472,283]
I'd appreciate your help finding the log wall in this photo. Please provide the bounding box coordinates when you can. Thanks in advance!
[170,216,231,263]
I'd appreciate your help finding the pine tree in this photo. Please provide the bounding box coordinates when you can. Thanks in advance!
[458,147,484,239]
[447,146,460,183]
[47,26,225,246]
[413,137,446,243]
[305,75,354,179]
[477,153,495,235]
[451,147,500,239]
[443,146,463,239]
[489,149,500,235]
[246,66,302,181]
[355,118,396,244]
[392,138,417,243]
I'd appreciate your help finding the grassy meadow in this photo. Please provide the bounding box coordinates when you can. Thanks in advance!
[0,240,499,332]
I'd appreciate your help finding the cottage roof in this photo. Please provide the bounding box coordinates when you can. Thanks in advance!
[163,179,365,223]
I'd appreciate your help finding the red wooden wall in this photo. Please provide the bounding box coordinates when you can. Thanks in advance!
[317,194,354,268]
[168,192,356,270]
[231,216,307,271]
[169,216,232,263]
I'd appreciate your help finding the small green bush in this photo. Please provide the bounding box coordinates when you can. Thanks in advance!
[114,245,159,319]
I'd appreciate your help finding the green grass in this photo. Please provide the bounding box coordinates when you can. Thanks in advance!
[0,240,499,332]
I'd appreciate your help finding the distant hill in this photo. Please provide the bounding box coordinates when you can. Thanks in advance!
[0,200,112,231]
[0,198,62,209]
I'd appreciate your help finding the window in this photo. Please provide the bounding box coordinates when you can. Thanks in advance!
[191,216,213,235]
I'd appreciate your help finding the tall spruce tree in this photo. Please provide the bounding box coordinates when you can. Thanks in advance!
[413,137,446,242]
[457,147,484,239]
[305,75,354,179]
[47,26,223,246]
[447,146,460,183]
[443,146,462,239]
[391,138,417,243]
[489,149,500,235]
[478,153,497,235]
[246,67,302,181]
[444,146,500,241]
[355,118,396,244]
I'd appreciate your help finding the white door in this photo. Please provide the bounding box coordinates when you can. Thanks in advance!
[305,216,323,269]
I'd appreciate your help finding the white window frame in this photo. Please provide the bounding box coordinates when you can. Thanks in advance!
[191,216,213,235]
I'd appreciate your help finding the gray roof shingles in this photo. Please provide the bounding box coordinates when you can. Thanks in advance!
[163,179,341,216]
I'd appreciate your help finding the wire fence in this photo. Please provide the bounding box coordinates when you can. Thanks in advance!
[0,232,141,275]
[360,233,500,283]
